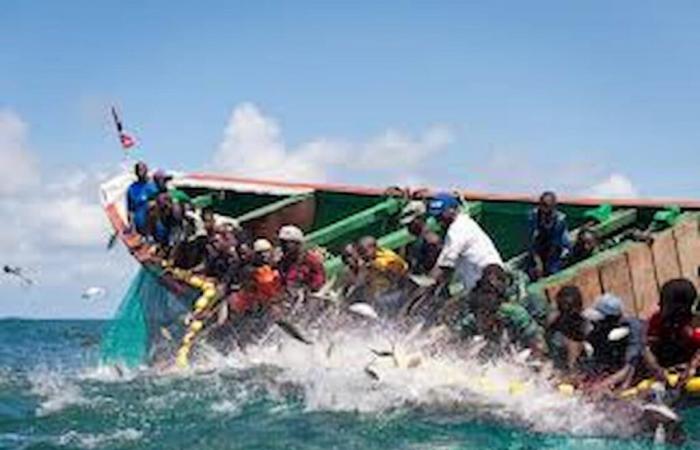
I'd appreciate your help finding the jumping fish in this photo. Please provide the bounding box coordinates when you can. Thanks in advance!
[364,365,380,381]
[275,320,312,345]
[348,303,379,320]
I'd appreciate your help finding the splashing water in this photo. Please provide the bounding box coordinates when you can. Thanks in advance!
[186,321,629,437]
[2,319,700,449]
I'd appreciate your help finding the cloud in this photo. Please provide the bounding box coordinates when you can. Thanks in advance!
[470,147,639,200]
[212,103,453,183]
[354,126,454,170]
[0,109,40,195]
[0,109,134,317]
[583,173,639,199]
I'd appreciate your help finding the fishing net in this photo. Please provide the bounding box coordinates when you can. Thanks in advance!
[100,268,196,367]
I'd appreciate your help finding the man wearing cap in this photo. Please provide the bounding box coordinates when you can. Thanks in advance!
[404,202,442,275]
[427,193,503,294]
[583,293,645,393]
[277,225,326,292]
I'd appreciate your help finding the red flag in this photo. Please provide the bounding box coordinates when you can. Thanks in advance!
[119,133,135,149]
[111,106,137,150]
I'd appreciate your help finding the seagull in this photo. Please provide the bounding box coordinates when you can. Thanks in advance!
[81,286,107,300]
[2,265,34,286]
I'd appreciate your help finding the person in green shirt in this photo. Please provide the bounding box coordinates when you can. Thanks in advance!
[462,264,546,357]
[153,170,215,209]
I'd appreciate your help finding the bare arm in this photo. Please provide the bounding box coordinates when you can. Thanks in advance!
[591,364,634,393]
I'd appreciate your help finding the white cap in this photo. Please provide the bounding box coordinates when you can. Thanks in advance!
[278,224,304,243]
[399,200,427,225]
[253,238,273,252]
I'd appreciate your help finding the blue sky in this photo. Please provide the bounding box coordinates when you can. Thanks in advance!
[1,1,700,317]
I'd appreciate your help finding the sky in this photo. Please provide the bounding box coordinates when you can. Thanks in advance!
[2,1,700,318]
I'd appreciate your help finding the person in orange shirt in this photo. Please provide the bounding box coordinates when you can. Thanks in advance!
[228,239,284,316]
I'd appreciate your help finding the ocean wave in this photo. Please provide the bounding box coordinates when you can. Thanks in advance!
[29,370,89,417]
[57,428,143,449]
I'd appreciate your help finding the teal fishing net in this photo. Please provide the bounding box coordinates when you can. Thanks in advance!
[100,268,196,367]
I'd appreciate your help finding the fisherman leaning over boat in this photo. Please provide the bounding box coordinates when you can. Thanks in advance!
[427,192,503,294]
[582,294,646,395]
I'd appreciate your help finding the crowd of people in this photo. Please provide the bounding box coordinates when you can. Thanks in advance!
[125,161,700,399]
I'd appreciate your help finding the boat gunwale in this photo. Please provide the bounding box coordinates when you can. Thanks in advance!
[184,172,700,209]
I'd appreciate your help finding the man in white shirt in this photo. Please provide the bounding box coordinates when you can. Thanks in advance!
[428,193,503,293]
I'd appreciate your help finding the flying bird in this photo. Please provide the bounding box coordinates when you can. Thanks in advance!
[2,265,34,286]
[81,286,107,300]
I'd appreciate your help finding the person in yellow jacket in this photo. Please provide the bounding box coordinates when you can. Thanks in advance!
[357,236,408,314]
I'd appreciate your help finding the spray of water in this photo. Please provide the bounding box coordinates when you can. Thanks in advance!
[176,318,640,438]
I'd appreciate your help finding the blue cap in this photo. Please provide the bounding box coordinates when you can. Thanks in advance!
[427,193,460,217]
[584,293,622,321]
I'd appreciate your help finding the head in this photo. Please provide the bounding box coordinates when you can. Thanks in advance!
[427,193,461,227]
[278,225,304,257]
[400,200,427,235]
[576,228,598,255]
[155,192,172,216]
[477,264,510,296]
[237,242,255,265]
[134,161,149,182]
[471,286,504,338]
[407,216,427,237]
[556,285,584,316]
[584,293,623,324]
[537,191,558,223]
[659,278,697,326]
[358,236,378,261]
[253,238,274,265]
[153,170,172,192]
[341,243,361,271]
[201,207,216,233]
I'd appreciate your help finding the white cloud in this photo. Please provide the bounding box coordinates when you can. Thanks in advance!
[212,103,338,181]
[0,109,134,317]
[355,126,454,170]
[212,103,453,183]
[469,147,640,201]
[583,173,639,199]
[0,109,40,195]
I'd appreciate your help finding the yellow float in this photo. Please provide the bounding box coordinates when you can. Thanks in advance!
[165,270,221,368]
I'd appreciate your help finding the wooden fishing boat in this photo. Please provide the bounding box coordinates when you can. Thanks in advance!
[99,170,700,368]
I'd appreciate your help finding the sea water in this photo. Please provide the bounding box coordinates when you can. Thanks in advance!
[1,318,699,450]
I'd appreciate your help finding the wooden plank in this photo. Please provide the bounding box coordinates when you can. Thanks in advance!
[651,228,681,288]
[627,243,659,318]
[572,263,603,308]
[546,264,603,307]
[673,216,700,292]
[599,252,636,316]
